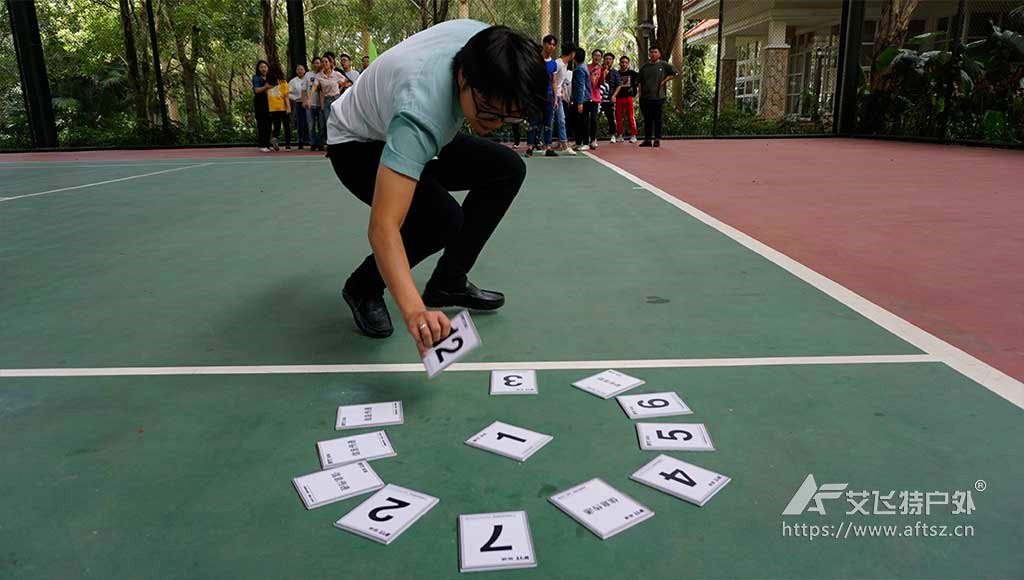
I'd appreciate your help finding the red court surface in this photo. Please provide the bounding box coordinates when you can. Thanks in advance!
[594,138,1024,382]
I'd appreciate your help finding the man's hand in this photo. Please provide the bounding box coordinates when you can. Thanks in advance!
[577,104,583,113]
[404,309,452,356]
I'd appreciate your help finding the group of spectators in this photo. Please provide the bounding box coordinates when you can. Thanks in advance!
[516,35,679,156]
[252,54,370,152]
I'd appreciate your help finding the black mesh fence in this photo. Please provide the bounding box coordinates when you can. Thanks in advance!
[2,0,1021,149]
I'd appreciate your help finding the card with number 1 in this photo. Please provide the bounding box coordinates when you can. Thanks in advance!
[422,310,481,378]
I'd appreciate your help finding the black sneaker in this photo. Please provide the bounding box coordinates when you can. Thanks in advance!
[422,280,505,311]
[654,140,661,148]
[639,140,653,147]
[525,148,534,157]
[544,149,559,157]
[342,287,394,338]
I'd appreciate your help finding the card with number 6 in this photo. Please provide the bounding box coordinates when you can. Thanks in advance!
[422,310,481,378]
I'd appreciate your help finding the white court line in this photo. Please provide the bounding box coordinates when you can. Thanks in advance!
[0,163,212,202]
[0,354,938,378]
[586,152,1024,411]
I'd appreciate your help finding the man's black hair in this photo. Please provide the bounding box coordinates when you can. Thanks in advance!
[604,52,615,60]
[542,34,557,45]
[591,49,603,56]
[649,45,661,52]
[620,55,630,62]
[560,42,576,57]
[573,48,585,63]
[452,25,547,119]
[340,53,352,61]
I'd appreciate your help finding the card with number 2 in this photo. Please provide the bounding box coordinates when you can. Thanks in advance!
[422,310,481,378]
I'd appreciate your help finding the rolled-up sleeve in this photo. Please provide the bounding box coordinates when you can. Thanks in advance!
[381,110,443,181]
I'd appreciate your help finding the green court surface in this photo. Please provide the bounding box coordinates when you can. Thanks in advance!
[1,156,1021,579]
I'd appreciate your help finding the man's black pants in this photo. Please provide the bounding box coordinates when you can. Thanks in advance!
[328,133,526,297]
[639,98,665,141]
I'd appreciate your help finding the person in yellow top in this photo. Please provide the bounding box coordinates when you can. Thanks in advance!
[265,62,293,151]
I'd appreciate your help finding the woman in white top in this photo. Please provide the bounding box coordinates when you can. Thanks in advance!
[310,53,351,150]
[287,63,311,150]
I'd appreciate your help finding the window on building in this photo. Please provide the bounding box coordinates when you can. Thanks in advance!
[735,41,761,113]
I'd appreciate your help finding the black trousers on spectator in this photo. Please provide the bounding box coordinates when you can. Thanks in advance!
[269,111,291,146]
[255,112,271,148]
[587,101,599,143]
[564,102,576,141]
[601,101,616,136]
[327,133,526,297]
[573,102,594,146]
[639,98,665,141]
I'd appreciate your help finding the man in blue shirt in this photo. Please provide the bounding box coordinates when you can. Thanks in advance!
[326,21,547,354]
[526,34,560,158]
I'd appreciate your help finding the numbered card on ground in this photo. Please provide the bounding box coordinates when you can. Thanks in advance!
[292,461,385,510]
[459,511,538,572]
[423,310,482,378]
[465,421,553,462]
[636,422,715,451]
[334,484,439,545]
[490,370,538,395]
[548,478,654,540]
[630,454,730,507]
[571,370,645,399]
[318,430,397,469]
[616,391,692,419]
[335,401,404,431]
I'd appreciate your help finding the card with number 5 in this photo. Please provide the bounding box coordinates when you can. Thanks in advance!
[422,310,481,378]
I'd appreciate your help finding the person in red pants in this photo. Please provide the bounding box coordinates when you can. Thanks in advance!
[611,55,638,143]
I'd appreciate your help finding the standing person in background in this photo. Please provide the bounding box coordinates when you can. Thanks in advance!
[311,53,351,152]
[599,52,620,143]
[252,60,271,152]
[307,56,324,151]
[571,47,591,151]
[587,49,605,149]
[553,42,575,155]
[339,54,360,86]
[526,34,559,158]
[288,63,310,150]
[637,46,677,148]
[266,62,292,151]
[360,55,370,72]
[611,55,639,143]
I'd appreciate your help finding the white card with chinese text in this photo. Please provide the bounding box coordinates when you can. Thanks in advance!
[465,421,553,462]
[335,401,404,431]
[292,461,385,510]
[459,511,537,572]
[490,370,538,395]
[423,310,481,378]
[630,455,730,507]
[548,478,654,539]
[334,484,439,545]
[636,423,715,451]
[318,430,397,469]
[616,391,692,419]
[571,370,645,399]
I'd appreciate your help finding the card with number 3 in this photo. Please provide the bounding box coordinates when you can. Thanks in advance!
[422,310,481,378]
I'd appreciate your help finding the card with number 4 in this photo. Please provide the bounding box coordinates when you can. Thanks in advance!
[636,423,715,451]
[490,370,538,395]
[630,455,730,507]
[459,511,537,572]
[572,370,645,399]
[335,484,439,545]
[423,310,481,378]
[465,421,553,462]
[616,392,692,419]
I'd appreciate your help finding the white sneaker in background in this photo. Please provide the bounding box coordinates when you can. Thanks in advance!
[610,135,617,143]
[260,147,271,153]
[630,136,638,143]
[564,146,577,156]
[590,141,598,149]
[577,145,590,151]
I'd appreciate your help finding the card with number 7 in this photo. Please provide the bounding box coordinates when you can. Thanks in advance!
[422,310,481,378]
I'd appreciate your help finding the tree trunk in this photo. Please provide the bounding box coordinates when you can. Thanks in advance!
[871,0,920,89]
[166,4,200,132]
[134,3,154,122]
[203,62,230,120]
[261,0,281,67]
[118,0,148,127]
[653,0,682,57]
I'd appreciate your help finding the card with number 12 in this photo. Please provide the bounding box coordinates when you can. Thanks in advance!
[422,310,481,378]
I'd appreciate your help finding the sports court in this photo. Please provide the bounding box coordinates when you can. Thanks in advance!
[1,141,1022,579]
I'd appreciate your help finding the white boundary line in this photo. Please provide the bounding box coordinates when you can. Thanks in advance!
[0,163,212,202]
[585,152,1024,410]
[0,354,938,378]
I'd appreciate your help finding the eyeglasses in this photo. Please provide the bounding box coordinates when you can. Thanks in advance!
[470,89,525,125]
